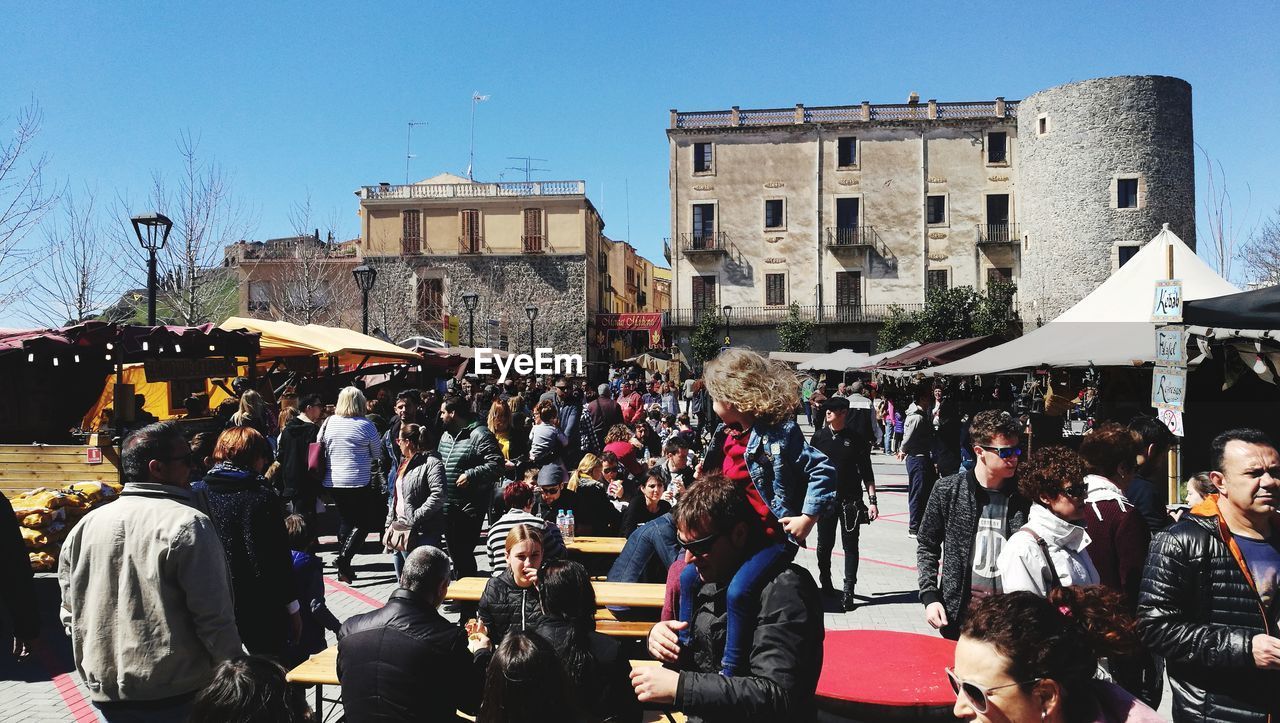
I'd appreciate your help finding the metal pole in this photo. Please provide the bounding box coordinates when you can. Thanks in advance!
[468,309,476,348]
[147,249,158,325]
[361,289,370,335]
[528,320,534,356]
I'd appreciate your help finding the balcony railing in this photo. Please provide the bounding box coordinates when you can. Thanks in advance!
[458,236,484,254]
[360,180,586,200]
[522,234,545,253]
[402,236,422,254]
[672,100,1017,129]
[664,303,926,327]
[977,223,1020,244]
[825,226,877,248]
[679,232,728,254]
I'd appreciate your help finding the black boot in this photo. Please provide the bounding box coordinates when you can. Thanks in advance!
[819,573,836,595]
[842,592,858,612]
[336,527,363,583]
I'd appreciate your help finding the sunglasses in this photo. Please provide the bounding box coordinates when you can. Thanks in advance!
[979,445,1023,460]
[945,668,1041,714]
[676,530,722,557]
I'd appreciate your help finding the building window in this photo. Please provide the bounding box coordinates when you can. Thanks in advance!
[987,132,1008,165]
[837,137,857,167]
[1117,245,1140,268]
[693,142,714,173]
[460,209,481,253]
[927,269,949,293]
[764,199,785,229]
[1117,178,1139,209]
[926,195,947,225]
[692,275,717,311]
[1037,114,1050,135]
[417,277,443,323]
[835,271,862,321]
[248,281,270,312]
[522,208,544,252]
[402,210,422,253]
[765,273,786,306]
[987,267,1013,286]
[691,203,716,248]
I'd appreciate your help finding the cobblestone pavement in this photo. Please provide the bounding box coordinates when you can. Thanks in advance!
[0,415,1171,719]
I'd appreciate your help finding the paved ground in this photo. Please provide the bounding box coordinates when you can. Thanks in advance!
[0,415,1171,720]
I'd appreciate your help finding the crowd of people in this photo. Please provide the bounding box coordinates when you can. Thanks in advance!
[4,347,1280,722]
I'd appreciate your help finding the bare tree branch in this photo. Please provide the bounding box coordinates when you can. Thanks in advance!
[24,187,122,326]
[1197,144,1247,282]
[1242,207,1280,287]
[110,131,255,324]
[0,102,60,315]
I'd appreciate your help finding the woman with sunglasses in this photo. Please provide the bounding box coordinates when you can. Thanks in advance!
[950,587,1160,722]
[998,446,1100,596]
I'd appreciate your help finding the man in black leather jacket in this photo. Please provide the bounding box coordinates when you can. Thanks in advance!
[1138,428,1280,722]
[631,474,824,722]
[338,546,491,722]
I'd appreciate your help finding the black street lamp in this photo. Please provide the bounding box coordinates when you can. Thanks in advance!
[462,292,480,348]
[723,304,733,347]
[131,212,173,326]
[524,304,539,356]
[352,264,378,335]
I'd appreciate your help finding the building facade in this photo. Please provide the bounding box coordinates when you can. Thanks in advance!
[665,75,1195,353]
[226,235,362,329]
[355,173,663,371]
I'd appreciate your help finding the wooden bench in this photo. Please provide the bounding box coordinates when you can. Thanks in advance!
[0,442,120,499]
[446,576,665,608]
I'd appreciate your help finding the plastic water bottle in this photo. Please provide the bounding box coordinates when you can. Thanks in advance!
[557,510,566,538]
[565,510,575,544]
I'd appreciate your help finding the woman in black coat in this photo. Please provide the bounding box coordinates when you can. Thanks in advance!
[477,523,544,645]
[192,427,300,656]
[534,560,640,723]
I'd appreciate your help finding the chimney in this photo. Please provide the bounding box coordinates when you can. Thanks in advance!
[907,91,920,104]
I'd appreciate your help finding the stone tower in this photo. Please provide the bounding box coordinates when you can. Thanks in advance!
[1016,75,1195,325]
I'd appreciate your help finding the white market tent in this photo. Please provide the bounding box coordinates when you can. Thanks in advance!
[797,348,870,372]
[921,226,1239,376]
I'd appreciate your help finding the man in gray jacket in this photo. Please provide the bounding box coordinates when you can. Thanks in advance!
[916,410,1029,640]
[897,386,936,536]
[59,422,242,721]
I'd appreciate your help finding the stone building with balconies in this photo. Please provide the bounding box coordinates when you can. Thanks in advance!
[356,172,665,370]
[665,75,1195,353]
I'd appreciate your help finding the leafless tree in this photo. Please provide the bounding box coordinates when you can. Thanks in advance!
[24,188,121,326]
[241,196,357,326]
[0,102,60,316]
[1198,144,1245,281]
[112,131,254,324]
[1241,207,1280,287]
[365,262,420,342]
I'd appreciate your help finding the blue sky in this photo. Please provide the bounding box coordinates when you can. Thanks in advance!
[2,1,1277,326]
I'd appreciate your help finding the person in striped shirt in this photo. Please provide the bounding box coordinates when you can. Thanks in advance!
[487,481,565,575]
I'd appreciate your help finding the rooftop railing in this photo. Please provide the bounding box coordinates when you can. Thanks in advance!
[360,180,586,200]
[671,99,1017,129]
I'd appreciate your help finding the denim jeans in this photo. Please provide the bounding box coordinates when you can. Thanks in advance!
[905,454,936,534]
[391,530,444,579]
[608,514,679,583]
[678,541,795,675]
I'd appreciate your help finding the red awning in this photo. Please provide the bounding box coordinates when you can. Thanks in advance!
[873,336,999,370]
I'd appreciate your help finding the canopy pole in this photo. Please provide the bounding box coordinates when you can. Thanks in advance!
[1165,222,1180,505]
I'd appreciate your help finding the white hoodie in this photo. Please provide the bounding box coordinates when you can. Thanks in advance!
[998,504,1100,596]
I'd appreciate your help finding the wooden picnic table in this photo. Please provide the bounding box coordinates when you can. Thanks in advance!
[565,535,626,555]
[446,576,666,608]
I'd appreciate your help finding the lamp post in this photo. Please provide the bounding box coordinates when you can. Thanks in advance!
[462,292,479,348]
[130,213,174,326]
[524,304,539,356]
[723,304,733,347]
[352,264,378,335]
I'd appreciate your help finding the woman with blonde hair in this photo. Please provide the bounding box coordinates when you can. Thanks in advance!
[477,524,545,645]
[567,453,601,492]
[319,386,384,582]
[489,398,528,473]
[229,389,272,441]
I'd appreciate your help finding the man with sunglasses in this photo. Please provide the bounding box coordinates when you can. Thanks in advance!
[917,410,1030,640]
[58,422,242,721]
[1139,428,1280,721]
[631,473,823,721]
